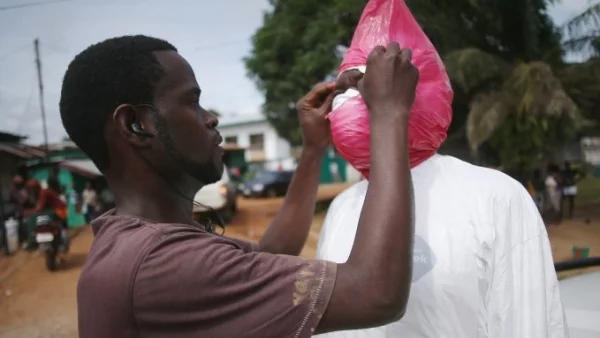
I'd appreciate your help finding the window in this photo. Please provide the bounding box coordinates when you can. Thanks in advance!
[249,133,264,151]
[224,136,238,145]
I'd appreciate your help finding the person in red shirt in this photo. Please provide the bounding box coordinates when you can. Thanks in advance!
[23,179,68,250]
[24,179,67,218]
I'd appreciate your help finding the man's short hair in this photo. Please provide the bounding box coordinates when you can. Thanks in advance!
[59,35,177,170]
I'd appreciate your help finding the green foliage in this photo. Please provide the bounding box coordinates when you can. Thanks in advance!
[488,114,579,174]
[244,0,364,145]
[559,58,600,125]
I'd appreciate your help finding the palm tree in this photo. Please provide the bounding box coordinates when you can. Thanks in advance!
[446,50,580,151]
[439,0,589,175]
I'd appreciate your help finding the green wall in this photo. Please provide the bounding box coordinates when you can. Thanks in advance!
[320,148,348,184]
[27,165,87,228]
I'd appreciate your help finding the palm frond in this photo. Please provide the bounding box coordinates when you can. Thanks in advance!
[562,2,600,38]
[504,61,579,118]
[466,91,512,152]
[444,48,511,95]
[562,32,600,56]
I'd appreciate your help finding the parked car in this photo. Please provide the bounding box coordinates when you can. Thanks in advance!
[556,257,600,337]
[193,166,237,222]
[240,170,294,198]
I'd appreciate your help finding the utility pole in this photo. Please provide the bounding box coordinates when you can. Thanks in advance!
[34,38,49,157]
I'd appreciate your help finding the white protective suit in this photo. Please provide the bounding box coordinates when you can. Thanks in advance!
[317,154,569,338]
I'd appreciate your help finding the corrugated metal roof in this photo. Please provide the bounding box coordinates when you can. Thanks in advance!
[59,159,102,178]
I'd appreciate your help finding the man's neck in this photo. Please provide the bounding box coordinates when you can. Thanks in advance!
[109,177,201,225]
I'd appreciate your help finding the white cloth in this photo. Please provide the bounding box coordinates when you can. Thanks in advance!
[316,154,568,338]
[546,176,558,189]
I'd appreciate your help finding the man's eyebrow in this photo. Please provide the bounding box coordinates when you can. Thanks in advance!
[183,87,201,97]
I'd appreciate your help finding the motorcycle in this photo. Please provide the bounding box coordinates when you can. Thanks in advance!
[34,215,68,271]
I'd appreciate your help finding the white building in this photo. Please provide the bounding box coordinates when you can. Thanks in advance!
[218,114,295,171]
[582,137,600,166]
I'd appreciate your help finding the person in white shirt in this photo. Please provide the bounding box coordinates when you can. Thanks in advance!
[317,154,569,338]
[545,164,562,222]
[82,182,98,223]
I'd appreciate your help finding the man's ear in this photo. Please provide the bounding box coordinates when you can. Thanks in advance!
[112,104,156,147]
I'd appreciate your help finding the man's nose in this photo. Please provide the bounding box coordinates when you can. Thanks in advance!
[206,112,219,129]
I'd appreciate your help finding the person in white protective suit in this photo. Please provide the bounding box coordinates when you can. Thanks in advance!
[316,71,569,338]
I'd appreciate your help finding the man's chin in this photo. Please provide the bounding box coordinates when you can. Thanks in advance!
[198,161,224,185]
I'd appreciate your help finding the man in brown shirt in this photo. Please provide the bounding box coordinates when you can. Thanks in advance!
[60,35,418,337]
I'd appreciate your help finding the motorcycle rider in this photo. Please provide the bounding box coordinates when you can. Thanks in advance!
[23,179,69,251]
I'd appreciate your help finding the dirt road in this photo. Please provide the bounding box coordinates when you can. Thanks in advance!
[0,230,90,337]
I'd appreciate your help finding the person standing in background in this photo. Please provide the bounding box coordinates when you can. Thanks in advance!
[531,169,545,212]
[545,164,562,223]
[9,175,30,243]
[100,187,115,212]
[82,182,98,223]
[561,161,579,220]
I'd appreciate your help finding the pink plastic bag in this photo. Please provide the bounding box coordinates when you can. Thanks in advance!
[328,0,453,179]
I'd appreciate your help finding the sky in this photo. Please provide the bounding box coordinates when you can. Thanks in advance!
[0,0,593,144]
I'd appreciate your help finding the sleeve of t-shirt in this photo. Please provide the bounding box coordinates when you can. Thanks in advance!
[486,182,569,338]
[225,235,260,253]
[133,230,337,338]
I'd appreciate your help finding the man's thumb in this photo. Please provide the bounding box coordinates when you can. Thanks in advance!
[319,91,336,115]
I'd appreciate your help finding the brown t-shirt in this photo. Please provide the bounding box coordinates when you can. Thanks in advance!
[78,212,337,338]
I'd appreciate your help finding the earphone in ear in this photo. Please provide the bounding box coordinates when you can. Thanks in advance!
[131,123,155,138]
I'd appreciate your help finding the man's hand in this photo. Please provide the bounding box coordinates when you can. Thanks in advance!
[336,70,362,92]
[358,42,419,118]
[296,82,336,150]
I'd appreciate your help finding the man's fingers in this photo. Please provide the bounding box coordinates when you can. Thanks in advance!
[367,45,386,62]
[303,81,335,103]
[400,48,413,62]
[386,42,401,56]
[311,81,336,96]
[318,91,336,115]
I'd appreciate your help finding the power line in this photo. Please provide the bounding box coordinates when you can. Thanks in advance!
[15,76,38,133]
[39,41,74,56]
[0,0,73,11]
[0,44,30,61]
